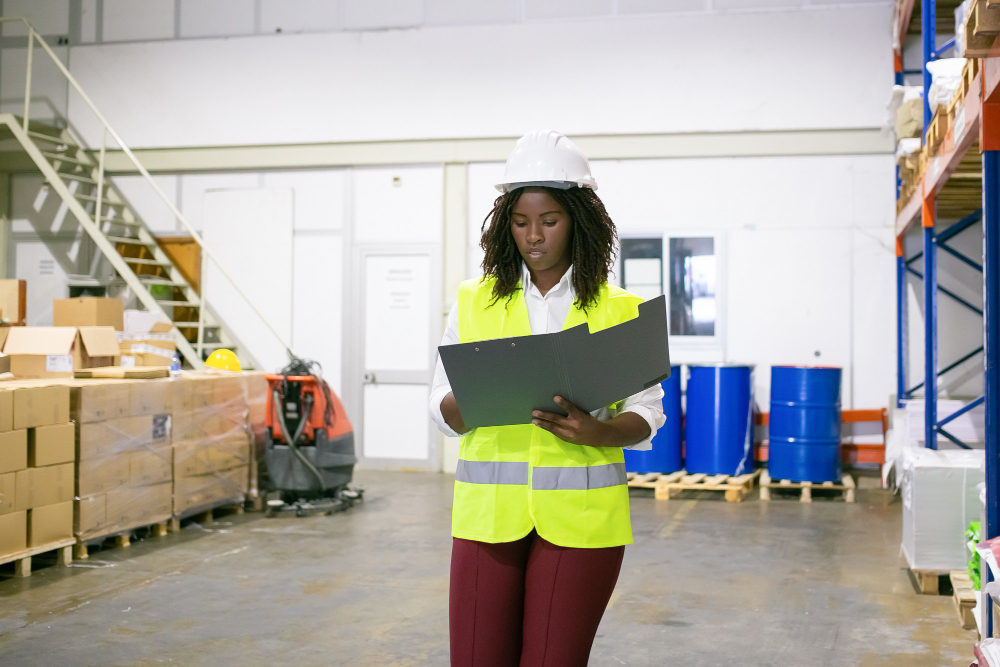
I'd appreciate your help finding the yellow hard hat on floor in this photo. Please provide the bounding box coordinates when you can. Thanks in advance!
[204,349,241,372]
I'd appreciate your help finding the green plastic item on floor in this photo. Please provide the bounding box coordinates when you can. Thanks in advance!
[968,520,982,590]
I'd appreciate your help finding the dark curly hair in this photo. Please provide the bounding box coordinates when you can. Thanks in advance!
[480,186,618,312]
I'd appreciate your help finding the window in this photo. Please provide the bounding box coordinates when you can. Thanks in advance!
[619,237,663,302]
[617,232,724,363]
[667,237,716,337]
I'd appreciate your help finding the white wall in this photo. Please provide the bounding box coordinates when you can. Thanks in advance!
[63,6,891,149]
[468,154,897,411]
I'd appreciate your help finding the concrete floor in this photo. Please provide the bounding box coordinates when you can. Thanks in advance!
[0,470,977,666]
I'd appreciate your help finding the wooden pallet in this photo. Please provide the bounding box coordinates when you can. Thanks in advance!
[0,539,74,578]
[759,471,856,503]
[908,568,952,595]
[74,518,171,560]
[951,570,977,629]
[171,500,245,532]
[626,471,684,489]
[628,469,760,502]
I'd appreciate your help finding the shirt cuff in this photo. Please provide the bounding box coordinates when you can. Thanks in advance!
[620,404,663,451]
[429,386,466,438]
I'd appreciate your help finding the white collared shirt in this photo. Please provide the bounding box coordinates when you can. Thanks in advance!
[428,263,664,450]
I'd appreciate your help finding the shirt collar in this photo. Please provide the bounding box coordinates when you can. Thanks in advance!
[522,262,574,298]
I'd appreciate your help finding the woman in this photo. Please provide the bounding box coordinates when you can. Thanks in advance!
[429,130,665,667]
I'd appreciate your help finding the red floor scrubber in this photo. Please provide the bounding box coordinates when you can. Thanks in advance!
[264,357,362,517]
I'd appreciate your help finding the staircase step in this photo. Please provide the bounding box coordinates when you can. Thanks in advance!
[136,277,187,287]
[40,151,91,167]
[75,193,124,208]
[56,173,98,185]
[155,300,196,307]
[107,236,153,246]
[122,257,171,267]
[27,130,73,146]
[101,220,142,228]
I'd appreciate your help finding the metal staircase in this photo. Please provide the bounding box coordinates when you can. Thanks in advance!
[0,17,293,369]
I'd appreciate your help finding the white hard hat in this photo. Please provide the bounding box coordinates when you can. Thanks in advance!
[495,130,597,193]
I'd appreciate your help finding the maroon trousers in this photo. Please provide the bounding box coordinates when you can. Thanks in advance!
[449,531,625,667]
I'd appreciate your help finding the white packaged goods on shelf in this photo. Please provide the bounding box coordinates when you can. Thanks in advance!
[927,58,967,110]
[888,86,924,139]
[956,0,971,58]
[904,398,985,447]
[897,138,922,159]
[901,447,984,571]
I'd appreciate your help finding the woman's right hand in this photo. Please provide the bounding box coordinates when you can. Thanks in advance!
[440,392,467,434]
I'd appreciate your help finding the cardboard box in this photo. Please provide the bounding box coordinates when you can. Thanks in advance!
[3,327,121,379]
[0,279,27,326]
[0,352,9,375]
[110,483,172,528]
[0,472,15,514]
[75,493,107,537]
[78,415,158,460]
[0,511,27,557]
[28,501,73,547]
[69,380,130,423]
[173,436,249,477]
[173,378,193,413]
[173,466,248,516]
[15,463,74,511]
[0,429,27,474]
[54,297,124,331]
[29,423,75,467]
[0,387,12,431]
[13,384,70,430]
[129,448,173,486]
[128,379,172,416]
[77,455,131,497]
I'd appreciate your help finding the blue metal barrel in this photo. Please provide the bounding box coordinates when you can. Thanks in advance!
[624,365,682,474]
[768,366,842,482]
[684,365,754,476]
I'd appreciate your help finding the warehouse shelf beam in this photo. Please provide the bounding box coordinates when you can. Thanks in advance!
[938,208,983,242]
[906,346,985,394]
[938,241,984,271]
[938,395,986,427]
[984,143,1000,637]
[905,265,985,314]
[931,37,956,60]
[922,0,935,126]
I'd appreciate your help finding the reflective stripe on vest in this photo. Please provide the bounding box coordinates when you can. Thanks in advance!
[456,460,529,485]
[531,462,628,490]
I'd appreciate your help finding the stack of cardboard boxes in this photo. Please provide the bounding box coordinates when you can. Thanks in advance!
[0,383,75,559]
[172,374,250,516]
[72,380,173,541]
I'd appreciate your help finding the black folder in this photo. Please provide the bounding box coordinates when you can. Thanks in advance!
[438,295,671,429]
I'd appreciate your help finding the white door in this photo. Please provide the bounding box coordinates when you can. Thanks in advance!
[352,246,441,469]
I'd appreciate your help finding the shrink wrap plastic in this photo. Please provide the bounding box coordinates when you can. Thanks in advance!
[72,373,268,538]
[901,446,984,571]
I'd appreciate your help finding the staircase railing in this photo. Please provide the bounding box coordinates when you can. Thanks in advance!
[0,16,294,367]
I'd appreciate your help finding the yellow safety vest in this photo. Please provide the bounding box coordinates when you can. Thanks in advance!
[451,276,643,548]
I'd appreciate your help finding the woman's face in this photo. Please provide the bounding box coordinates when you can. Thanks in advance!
[510,188,572,274]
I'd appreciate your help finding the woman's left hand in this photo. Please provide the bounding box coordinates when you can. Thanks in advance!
[532,396,652,448]
[532,397,609,447]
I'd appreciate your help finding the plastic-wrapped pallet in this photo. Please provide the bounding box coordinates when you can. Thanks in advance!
[70,379,173,541]
[171,372,252,517]
[889,86,924,139]
[901,446,984,571]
